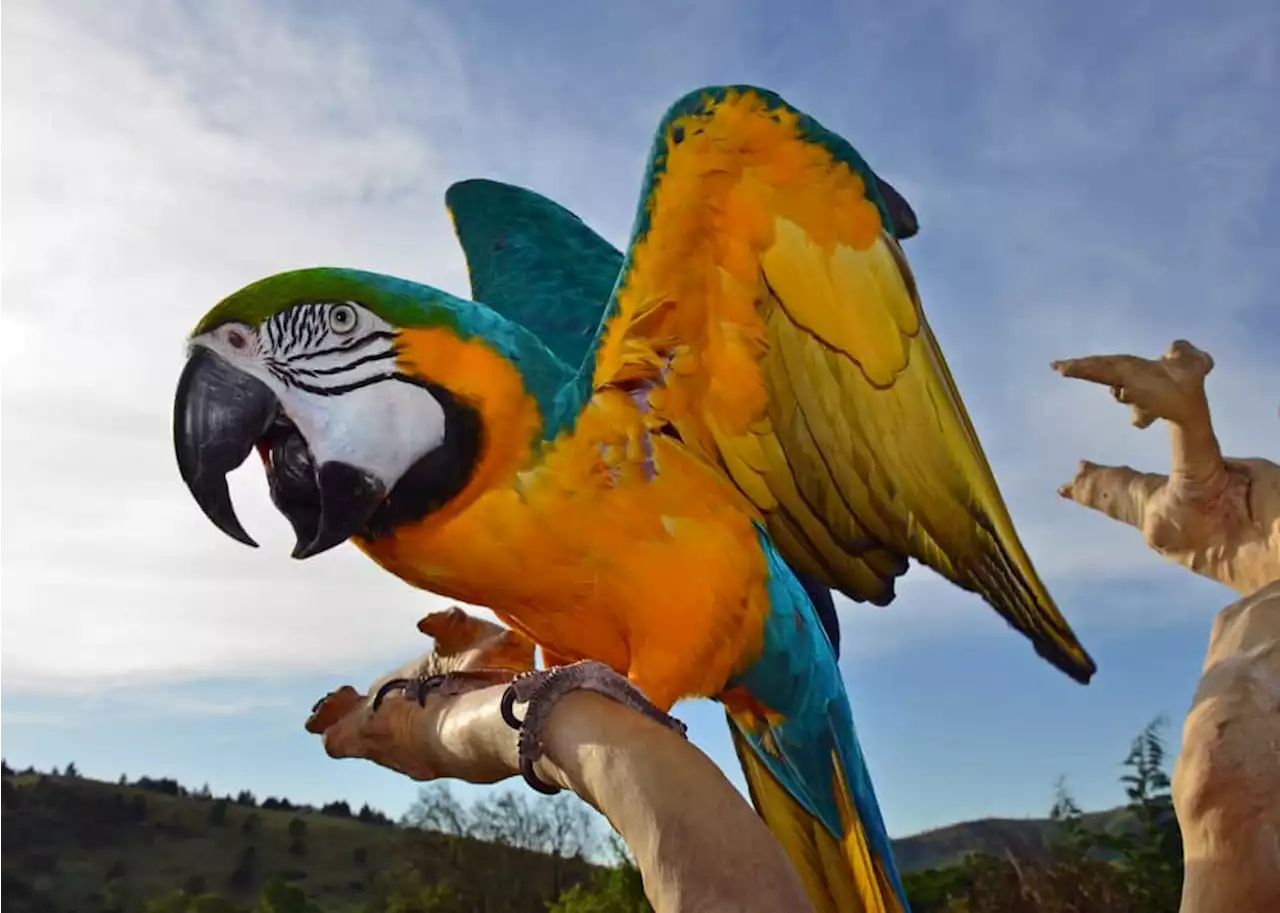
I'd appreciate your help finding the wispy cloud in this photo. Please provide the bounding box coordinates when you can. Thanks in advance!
[3,0,1275,838]
[1,0,491,690]
[3,0,1275,693]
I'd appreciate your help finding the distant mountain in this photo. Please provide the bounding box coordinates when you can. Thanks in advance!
[0,767,1126,912]
[890,806,1131,873]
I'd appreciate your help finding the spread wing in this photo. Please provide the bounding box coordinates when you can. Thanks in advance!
[587,86,1095,682]
[445,179,623,368]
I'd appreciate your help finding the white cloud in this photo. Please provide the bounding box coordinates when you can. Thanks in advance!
[0,1,491,692]
[2,0,1276,696]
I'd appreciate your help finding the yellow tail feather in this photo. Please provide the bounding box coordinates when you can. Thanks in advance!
[730,722,906,913]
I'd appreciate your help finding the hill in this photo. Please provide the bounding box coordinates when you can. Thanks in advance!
[1,765,1129,912]
[889,806,1132,873]
[1,768,596,913]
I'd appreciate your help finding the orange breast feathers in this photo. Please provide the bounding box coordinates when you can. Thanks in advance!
[357,369,775,710]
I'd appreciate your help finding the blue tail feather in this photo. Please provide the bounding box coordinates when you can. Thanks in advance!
[725,525,910,912]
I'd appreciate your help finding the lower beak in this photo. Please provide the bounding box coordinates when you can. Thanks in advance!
[173,347,277,547]
[292,463,387,559]
[173,346,388,558]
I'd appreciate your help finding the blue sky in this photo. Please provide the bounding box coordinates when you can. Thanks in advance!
[2,0,1277,839]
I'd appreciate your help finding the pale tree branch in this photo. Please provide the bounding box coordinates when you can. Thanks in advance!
[1053,339,1280,594]
[1172,581,1280,913]
[306,607,811,913]
[1055,339,1280,913]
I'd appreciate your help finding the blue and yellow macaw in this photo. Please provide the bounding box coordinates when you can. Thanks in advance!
[174,86,1095,913]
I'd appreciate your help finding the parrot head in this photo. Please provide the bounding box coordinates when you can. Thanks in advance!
[173,267,491,559]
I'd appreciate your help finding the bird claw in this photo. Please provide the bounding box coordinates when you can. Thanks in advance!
[371,674,450,712]
[499,660,688,795]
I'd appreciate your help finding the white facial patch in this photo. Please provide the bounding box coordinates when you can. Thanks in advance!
[283,379,446,487]
[195,301,450,492]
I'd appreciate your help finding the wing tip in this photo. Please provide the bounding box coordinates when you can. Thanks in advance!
[1036,639,1098,685]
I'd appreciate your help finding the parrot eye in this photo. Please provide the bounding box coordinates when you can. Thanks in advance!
[328,303,358,336]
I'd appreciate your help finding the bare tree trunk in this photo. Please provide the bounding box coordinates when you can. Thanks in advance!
[1056,340,1280,913]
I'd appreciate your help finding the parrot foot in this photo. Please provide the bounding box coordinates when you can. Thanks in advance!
[371,671,500,712]
[499,661,687,795]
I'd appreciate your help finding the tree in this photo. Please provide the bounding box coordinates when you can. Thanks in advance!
[182,874,208,896]
[257,877,322,913]
[144,889,242,913]
[902,715,1186,912]
[102,877,130,913]
[320,800,352,817]
[65,762,80,778]
[208,800,229,827]
[235,789,257,807]
[356,803,390,825]
[227,844,257,892]
[287,816,307,856]
[549,837,651,913]
[1098,716,1183,913]
[129,794,149,823]
[405,782,600,858]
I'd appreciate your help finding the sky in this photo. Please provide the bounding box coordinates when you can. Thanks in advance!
[2,0,1278,840]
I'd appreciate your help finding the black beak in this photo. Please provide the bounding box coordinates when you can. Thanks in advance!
[174,346,278,547]
[174,345,388,559]
[291,462,386,560]
[259,416,388,560]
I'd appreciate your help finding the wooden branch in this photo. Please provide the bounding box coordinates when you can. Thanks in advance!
[1053,339,1280,594]
[1055,340,1280,913]
[306,608,811,913]
[1173,581,1280,913]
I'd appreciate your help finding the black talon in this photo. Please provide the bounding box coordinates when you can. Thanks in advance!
[500,684,525,729]
[520,756,562,795]
[372,678,411,712]
[372,674,451,712]
[411,675,446,705]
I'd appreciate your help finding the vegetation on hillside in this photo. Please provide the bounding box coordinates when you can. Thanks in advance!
[2,717,1183,912]
[902,717,1184,912]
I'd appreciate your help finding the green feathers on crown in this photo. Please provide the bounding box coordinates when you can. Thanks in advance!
[192,268,470,337]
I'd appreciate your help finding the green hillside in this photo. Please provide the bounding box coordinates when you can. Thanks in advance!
[1,717,1183,913]
[2,768,595,913]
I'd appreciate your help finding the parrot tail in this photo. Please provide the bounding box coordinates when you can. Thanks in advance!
[727,708,909,913]
[724,527,910,912]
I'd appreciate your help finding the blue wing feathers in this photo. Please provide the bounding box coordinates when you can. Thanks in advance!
[444,178,623,369]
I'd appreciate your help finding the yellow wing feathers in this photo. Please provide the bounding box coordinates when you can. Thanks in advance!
[596,88,1095,682]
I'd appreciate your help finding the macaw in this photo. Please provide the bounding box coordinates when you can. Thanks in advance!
[174,85,1095,913]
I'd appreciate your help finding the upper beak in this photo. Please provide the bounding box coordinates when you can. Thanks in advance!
[173,346,278,547]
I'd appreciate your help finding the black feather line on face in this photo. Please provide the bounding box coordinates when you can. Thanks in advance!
[289,348,397,378]
[361,380,484,539]
[294,330,397,361]
[286,372,419,398]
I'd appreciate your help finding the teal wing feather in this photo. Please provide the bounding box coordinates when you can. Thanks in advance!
[445,179,623,368]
